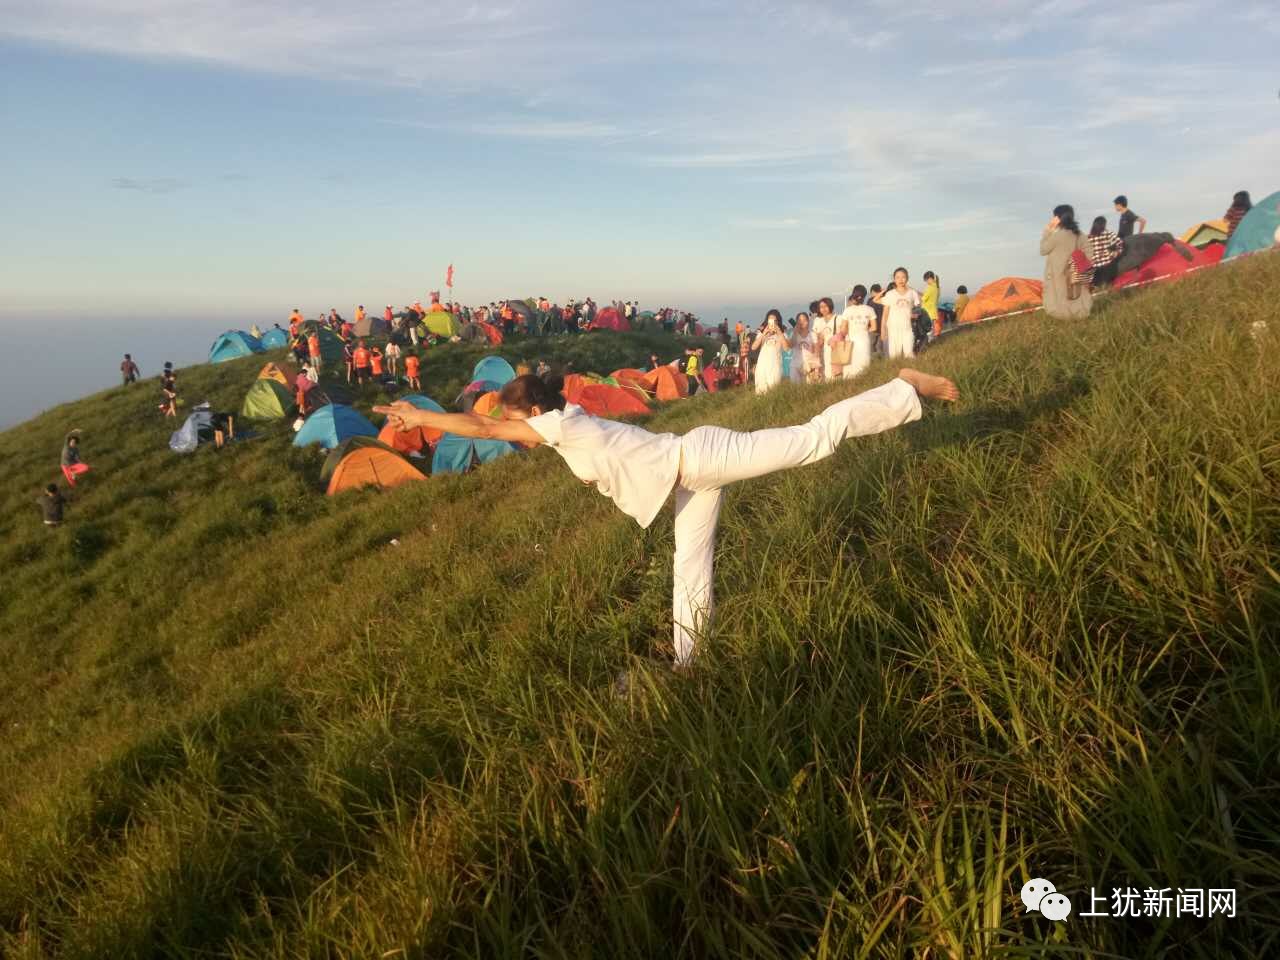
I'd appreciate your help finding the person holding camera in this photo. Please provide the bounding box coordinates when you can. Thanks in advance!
[751,310,789,395]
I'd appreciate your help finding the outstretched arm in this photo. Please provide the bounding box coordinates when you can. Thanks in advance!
[373,403,543,446]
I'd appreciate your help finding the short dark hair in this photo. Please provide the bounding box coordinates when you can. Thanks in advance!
[851,285,867,300]
[1232,190,1252,211]
[957,285,968,294]
[46,483,57,494]
[870,283,883,292]
[1114,195,1128,207]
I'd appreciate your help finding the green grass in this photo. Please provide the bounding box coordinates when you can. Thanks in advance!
[1,260,1277,958]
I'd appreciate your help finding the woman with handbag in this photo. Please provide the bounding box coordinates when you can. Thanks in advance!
[837,286,876,379]
[1040,204,1093,319]
[376,368,958,667]
[751,310,788,395]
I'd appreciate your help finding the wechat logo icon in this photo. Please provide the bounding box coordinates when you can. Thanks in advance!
[1022,878,1072,921]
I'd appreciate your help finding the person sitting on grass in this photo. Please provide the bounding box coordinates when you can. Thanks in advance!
[60,431,90,487]
[211,412,235,450]
[39,482,68,528]
[376,367,959,669]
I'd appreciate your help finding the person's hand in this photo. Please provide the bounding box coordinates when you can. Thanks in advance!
[373,401,419,430]
[1047,215,1060,230]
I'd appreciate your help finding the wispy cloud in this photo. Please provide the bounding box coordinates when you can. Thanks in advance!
[111,176,190,194]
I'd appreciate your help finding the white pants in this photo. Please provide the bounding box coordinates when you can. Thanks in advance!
[669,378,921,664]
[886,317,914,359]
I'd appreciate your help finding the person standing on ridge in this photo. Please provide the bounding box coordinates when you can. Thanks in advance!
[120,354,140,386]
[307,330,322,376]
[1113,195,1146,238]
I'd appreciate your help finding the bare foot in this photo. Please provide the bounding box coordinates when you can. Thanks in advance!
[899,368,959,402]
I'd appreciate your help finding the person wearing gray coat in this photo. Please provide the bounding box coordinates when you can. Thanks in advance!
[1040,204,1092,319]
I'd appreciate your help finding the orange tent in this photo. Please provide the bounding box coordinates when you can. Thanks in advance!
[575,383,650,417]
[472,391,502,417]
[377,423,439,456]
[959,277,1043,324]
[642,365,689,401]
[258,362,295,389]
[475,320,504,345]
[325,442,426,496]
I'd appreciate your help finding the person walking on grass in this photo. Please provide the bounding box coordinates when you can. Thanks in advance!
[120,353,140,386]
[874,268,922,360]
[404,352,422,390]
[922,271,941,339]
[838,287,876,380]
[790,312,814,384]
[158,377,177,418]
[385,339,401,378]
[376,367,958,668]
[60,431,90,486]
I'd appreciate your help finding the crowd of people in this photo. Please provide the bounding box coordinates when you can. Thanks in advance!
[1039,190,1254,320]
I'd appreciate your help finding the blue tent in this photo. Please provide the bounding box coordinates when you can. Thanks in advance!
[1224,190,1280,260]
[259,328,289,349]
[293,404,379,450]
[400,394,446,414]
[432,432,517,475]
[209,330,264,364]
[472,356,516,388]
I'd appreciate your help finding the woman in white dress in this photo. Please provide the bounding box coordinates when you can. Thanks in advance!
[376,369,959,666]
[789,312,814,384]
[873,268,922,359]
[751,310,788,395]
[837,285,876,379]
[810,297,836,380]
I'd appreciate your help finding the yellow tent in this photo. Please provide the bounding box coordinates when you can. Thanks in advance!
[1179,219,1229,249]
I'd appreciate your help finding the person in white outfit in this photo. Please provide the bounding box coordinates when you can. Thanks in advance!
[789,312,814,384]
[376,368,960,667]
[751,310,788,394]
[837,286,876,380]
[810,297,837,380]
[874,268,921,359]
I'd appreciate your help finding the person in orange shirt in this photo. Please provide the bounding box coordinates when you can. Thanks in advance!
[412,300,426,318]
[289,308,303,325]
[307,331,322,374]
[370,346,384,377]
[384,304,394,326]
[404,353,421,390]
[355,304,366,325]
[352,339,372,385]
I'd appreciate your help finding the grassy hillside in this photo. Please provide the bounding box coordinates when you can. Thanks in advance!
[1,259,1277,958]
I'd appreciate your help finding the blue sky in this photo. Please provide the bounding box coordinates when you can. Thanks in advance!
[1,0,1276,324]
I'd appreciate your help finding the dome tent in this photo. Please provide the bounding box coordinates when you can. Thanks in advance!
[259,328,289,349]
[1179,219,1229,250]
[241,379,295,420]
[293,404,379,450]
[431,433,517,475]
[1224,190,1280,260]
[957,278,1043,324]
[209,330,264,364]
[322,437,426,496]
[472,356,516,388]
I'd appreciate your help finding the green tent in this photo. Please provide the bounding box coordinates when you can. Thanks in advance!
[241,378,295,420]
[423,311,459,338]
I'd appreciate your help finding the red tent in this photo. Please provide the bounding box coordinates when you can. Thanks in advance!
[642,365,689,401]
[475,320,504,345]
[589,307,628,332]
[1113,242,1224,289]
[575,384,650,417]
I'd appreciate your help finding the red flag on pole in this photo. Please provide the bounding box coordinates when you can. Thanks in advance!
[446,264,454,288]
